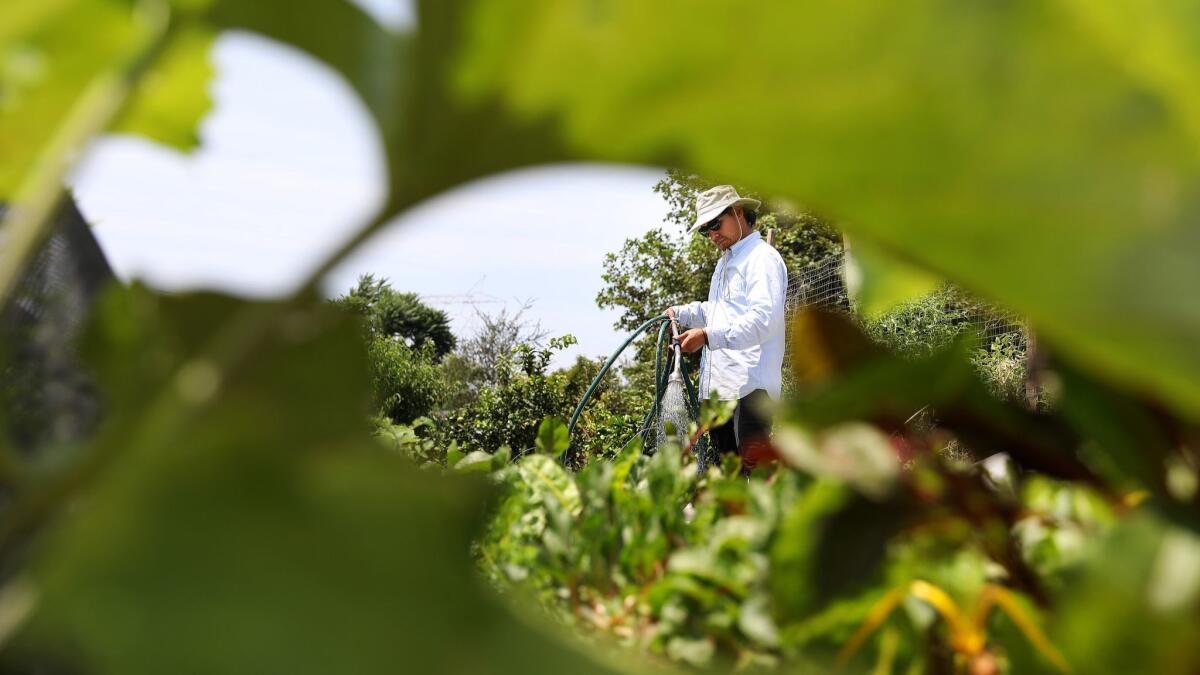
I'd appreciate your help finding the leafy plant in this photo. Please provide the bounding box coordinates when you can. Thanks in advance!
[366,334,443,424]
[436,337,575,456]
[478,412,804,670]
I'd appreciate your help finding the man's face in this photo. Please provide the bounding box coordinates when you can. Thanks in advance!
[704,207,743,250]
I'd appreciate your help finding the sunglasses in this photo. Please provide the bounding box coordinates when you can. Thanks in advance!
[698,208,732,235]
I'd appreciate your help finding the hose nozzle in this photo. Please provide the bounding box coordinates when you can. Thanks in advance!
[668,318,684,381]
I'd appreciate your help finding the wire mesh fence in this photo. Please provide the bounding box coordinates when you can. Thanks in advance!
[784,254,852,316]
[782,253,1026,376]
[1,198,114,454]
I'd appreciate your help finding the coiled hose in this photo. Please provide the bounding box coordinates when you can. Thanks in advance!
[561,315,707,467]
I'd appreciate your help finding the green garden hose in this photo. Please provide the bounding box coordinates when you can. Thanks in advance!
[563,315,705,466]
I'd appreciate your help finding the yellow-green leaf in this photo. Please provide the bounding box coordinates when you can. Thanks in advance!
[0,0,143,198]
[112,24,214,150]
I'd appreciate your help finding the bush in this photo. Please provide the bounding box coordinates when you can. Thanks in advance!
[972,331,1030,404]
[368,335,442,424]
[372,415,443,465]
[859,286,980,357]
[557,354,656,462]
[436,339,573,454]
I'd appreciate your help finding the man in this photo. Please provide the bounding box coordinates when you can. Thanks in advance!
[666,185,787,473]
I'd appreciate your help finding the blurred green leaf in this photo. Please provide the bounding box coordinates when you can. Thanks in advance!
[610,436,641,493]
[445,442,464,468]
[517,454,582,517]
[0,0,143,197]
[8,288,657,675]
[1023,516,1200,674]
[785,312,1097,484]
[845,240,940,318]
[697,393,734,430]
[738,594,780,648]
[771,481,910,620]
[449,0,1200,418]
[774,423,899,501]
[112,23,214,150]
[664,636,713,668]
[534,416,570,457]
[452,449,493,473]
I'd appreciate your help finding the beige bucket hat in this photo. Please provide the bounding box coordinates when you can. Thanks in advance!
[690,185,761,233]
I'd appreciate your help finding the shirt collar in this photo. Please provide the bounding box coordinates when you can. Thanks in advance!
[726,230,761,258]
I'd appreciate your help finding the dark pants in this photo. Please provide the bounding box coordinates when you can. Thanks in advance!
[708,389,773,475]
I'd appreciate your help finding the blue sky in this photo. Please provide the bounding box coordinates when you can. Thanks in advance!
[70,21,677,370]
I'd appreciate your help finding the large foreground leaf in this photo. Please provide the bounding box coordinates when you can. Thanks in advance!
[5,288,662,675]
[112,22,215,150]
[0,0,144,197]
[447,0,1200,418]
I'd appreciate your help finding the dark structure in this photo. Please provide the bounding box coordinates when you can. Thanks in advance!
[1,196,115,454]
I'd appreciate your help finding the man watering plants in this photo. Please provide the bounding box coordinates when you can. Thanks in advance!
[666,185,788,474]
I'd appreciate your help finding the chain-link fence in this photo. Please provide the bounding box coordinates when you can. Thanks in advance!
[781,253,1025,375]
[1,198,114,454]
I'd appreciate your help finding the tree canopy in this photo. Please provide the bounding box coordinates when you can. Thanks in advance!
[336,274,457,359]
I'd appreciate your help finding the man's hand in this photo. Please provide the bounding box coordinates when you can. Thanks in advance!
[664,307,676,321]
[675,328,707,353]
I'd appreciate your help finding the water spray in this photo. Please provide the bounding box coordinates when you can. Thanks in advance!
[657,319,690,448]
[563,315,707,468]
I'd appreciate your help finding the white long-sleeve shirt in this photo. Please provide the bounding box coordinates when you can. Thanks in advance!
[672,231,788,401]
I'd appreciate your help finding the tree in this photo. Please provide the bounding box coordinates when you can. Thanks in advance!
[331,276,455,424]
[453,301,549,390]
[336,275,456,359]
[596,226,716,333]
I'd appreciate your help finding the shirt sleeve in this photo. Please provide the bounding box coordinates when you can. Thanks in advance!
[672,300,709,328]
[704,251,786,351]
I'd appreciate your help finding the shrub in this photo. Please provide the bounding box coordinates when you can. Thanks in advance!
[972,331,1030,404]
[368,335,442,424]
[435,338,573,454]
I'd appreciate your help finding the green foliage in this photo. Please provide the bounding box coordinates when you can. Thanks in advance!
[860,286,995,358]
[864,283,1012,360]
[476,413,1129,672]
[333,276,454,425]
[4,290,644,675]
[1041,517,1200,675]
[336,275,456,359]
[596,226,715,333]
[451,302,549,394]
[562,354,656,461]
[111,24,214,150]
[0,0,143,197]
[436,340,571,455]
[480,436,809,670]
[372,415,441,465]
[535,416,570,457]
[366,333,442,425]
[972,331,1031,405]
[858,285,1032,408]
[846,239,941,317]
